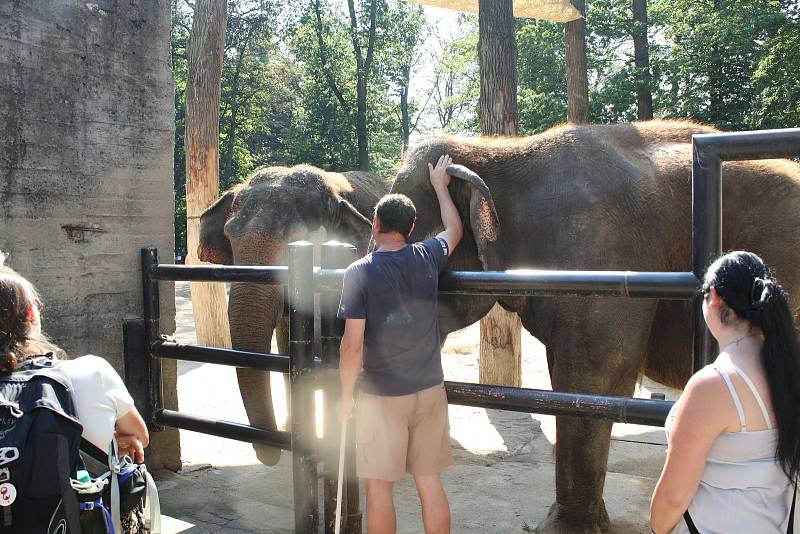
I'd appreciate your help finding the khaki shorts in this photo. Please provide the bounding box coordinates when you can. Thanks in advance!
[355,383,452,481]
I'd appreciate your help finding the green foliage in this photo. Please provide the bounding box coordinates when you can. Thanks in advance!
[751,18,800,129]
[517,20,568,133]
[649,0,791,130]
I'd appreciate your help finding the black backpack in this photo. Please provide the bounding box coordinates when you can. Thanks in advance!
[0,355,85,533]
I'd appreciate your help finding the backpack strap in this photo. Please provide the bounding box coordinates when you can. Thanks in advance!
[56,435,84,534]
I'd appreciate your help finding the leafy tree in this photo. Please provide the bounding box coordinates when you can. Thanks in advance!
[751,18,800,129]
[650,0,790,130]
[430,20,480,134]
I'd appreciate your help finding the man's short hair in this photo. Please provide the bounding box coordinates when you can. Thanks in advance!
[375,194,416,237]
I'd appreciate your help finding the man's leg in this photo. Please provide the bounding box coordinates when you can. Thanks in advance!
[414,474,450,534]
[366,478,396,534]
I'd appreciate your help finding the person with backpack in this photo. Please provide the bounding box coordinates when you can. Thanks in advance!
[0,261,152,532]
[650,251,800,533]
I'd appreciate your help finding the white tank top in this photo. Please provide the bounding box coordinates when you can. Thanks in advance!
[665,363,797,533]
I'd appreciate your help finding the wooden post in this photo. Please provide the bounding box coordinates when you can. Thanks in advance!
[477,0,523,387]
[184,0,232,349]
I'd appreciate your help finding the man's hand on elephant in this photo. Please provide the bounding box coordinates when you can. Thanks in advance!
[428,154,453,190]
[337,396,355,423]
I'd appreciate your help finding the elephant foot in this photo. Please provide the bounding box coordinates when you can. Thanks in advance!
[254,444,282,466]
[535,501,610,534]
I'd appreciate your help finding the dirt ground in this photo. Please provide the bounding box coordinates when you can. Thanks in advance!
[156,282,680,533]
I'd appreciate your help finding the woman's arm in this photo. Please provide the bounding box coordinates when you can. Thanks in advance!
[650,369,730,533]
[115,407,149,463]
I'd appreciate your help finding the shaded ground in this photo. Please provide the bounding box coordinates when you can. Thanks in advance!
[157,282,679,533]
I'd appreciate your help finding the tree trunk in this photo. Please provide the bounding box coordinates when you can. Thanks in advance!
[400,66,411,156]
[477,0,522,388]
[347,0,378,171]
[185,0,231,349]
[632,0,653,120]
[477,0,518,136]
[355,78,370,170]
[565,0,589,123]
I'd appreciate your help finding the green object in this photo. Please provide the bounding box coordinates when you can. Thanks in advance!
[76,470,91,484]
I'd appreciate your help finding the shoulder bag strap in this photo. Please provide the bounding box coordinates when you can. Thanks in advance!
[80,438,108,465]
[683,479,797,534]
[683,509,701,534]
[142,465,162,534]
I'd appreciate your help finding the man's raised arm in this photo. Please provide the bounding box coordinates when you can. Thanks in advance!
[428,154,463,254]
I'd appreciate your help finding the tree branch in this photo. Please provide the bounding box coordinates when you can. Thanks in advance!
[313,0,351,114]
[364,0,378,73]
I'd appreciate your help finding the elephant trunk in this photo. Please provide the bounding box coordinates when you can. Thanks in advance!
[229,280,284,465]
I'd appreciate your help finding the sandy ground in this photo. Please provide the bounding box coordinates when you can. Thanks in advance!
[157,282,680,533]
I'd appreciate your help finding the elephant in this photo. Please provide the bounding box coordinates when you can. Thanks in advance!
[198,164,387,465]
[389,120,800,533]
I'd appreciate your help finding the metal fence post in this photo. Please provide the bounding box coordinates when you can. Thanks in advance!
[123,319,155,432]
[140,248,163,430]
[288,241,318,532]
[339,243,362,534]
[691,137,721,371]
[321,242,346,534]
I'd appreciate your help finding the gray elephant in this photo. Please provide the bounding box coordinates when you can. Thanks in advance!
[198,164,387,465]
[390,121,800,533]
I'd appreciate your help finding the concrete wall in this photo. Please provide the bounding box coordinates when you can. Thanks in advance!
[0,0,180,469]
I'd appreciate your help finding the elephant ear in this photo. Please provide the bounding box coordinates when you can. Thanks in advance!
[198,190,235,265]
[324,193,372,246]
[447,164,501,268]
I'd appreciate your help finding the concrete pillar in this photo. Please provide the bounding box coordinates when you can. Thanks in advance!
[0,0,180,469]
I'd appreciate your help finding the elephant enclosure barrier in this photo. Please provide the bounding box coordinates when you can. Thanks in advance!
[126,128,800,533]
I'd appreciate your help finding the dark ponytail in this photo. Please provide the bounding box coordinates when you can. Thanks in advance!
[703,251,800,481]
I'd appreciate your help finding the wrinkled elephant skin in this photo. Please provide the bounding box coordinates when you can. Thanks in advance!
[199,165,386,465]
[390,121,800,532]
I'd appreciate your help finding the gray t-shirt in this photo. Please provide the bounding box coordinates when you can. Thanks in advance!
[337,238,449,396]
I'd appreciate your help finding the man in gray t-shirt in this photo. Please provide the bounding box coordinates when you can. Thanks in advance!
[337,154,462,534]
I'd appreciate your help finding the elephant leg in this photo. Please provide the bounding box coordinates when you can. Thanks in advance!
[533,298,655,533]
[275,314,291,426]
[229,281,283,466]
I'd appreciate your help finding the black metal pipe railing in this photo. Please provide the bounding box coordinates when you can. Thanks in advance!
[693,128,800,162]
[149,264,701,300]
[155,409,291,450]
[152,340,291,373]
[445,382,673,426]
[691,127,800,371]
[320,269,700,298]
[149,264,288,284]
[439,270,699,299]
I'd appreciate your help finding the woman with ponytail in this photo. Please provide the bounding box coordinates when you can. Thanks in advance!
[0,263,149,462]
[651,251,800,533]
